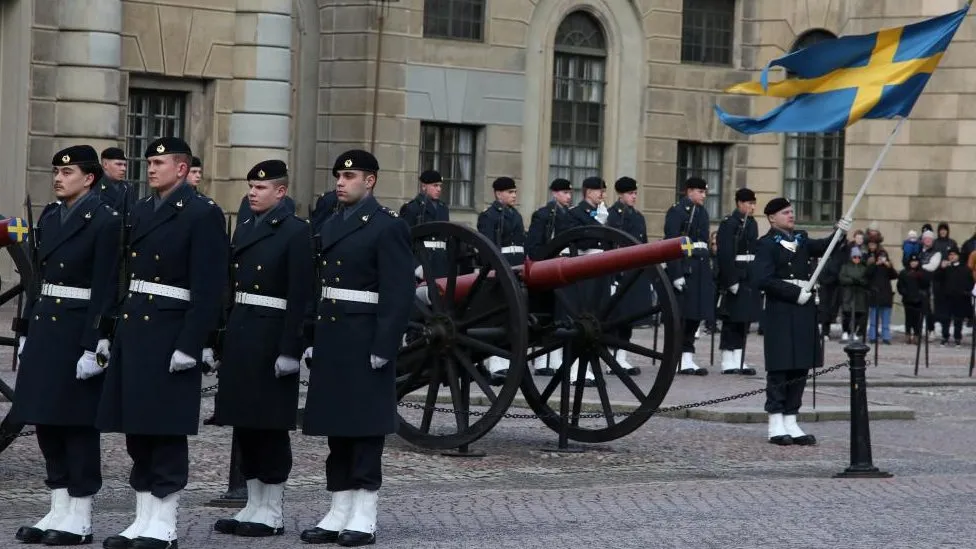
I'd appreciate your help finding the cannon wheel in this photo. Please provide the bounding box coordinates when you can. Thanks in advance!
[520,225,682,443]
[0,241,32,454]
[395,222,528,450]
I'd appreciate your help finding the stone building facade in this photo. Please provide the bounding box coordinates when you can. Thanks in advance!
[0,0,973,269]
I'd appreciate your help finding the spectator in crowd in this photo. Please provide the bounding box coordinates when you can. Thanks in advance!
[839,246,869,342]
[818,233,851,340]
[959,226,976,265]
[898,254,929,345]
[919,230,941,335]
[865,222,884,246]
[865,247,897,344]
[935,246,970,347]
[902,229,921,267]
[933,222,957,257]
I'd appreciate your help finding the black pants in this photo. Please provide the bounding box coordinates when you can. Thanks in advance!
[236,428,292,485]
[35,425,101,497]
[764,369,808,415]
[126,434,188,498]
[844,312,866,338]
[681,320,701,353]
[616,327,633,344]
[719,321,746,350]
[941,315,965,343]
[326,436,384,492]
[904,305,923,337]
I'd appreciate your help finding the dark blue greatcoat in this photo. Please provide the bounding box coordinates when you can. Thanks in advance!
[97,176,138,213]
[213,202,313,430]
[553,201,611,313]
[400,193,450,277]
[13,192,120,426]
[237,194,296,228]
[606,200,654,326]
[310,191,339,234]
[526,201,570,261]
[303,195,414,437]
[754,229,831,372]
[716,210,760,323]
[477,200,526,266]
[663,196,714,322]
[96,183,228,436]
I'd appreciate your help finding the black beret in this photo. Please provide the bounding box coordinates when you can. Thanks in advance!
[492,177,517,191]
[614,177,637,193]
[333,149,379,177]
[684,177,708,191]
[53,145,99,167]
[100,147,126,161]
[763,197,792,216]
[145,137,192,158]
[582,176,606,190]
[549,178,571,192]
[735,187,757,203]
[247,159,287,181]
[191,156,202,168]
[419,170,442,184]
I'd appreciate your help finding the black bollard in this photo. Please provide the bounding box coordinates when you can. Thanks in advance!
[835,341,892,479]
[206,432,248,508]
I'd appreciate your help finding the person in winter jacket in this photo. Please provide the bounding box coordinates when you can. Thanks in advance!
[935,246,971,346]
[902,230,921,268]
[865,248,897,344]
[898,254,930,344]
[959,226,976,266]
[839,246,869,342]
[933,222,957,257]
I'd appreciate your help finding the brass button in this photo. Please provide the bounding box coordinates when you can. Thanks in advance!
[143,315,150,321]
[148,295,154,301]
[317,315,322,320]
[234,263,239,268]
[254,284,260,290]
[331,299,336,304]
[334,277,340,282]
[155,254,160,261]
[51,316,57,321]
[123,313,128,320]
[330,316,336,322]
[256,265,262,271]
[34,315,39,320]
[235,282,240,288]
[131,252,137,257]
[322,260,327,266]
[59,263,64,268]
[130,274,135,279]
[336,260,342,266]
[154,277,160,282]
[128,293,132,298]
[55,298,61,304]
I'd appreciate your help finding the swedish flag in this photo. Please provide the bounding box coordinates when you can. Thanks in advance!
[715,4,970,134]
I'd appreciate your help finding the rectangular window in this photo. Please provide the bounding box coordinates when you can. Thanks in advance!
[126,89,188,197]
[423,0,486,41]
[419,123,478,209]
[549,53,606,203]
[676,141,725,220]
[784,132,845,224]
[681,0,735,66]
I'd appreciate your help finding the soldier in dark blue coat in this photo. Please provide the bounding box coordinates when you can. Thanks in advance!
[188,155,203,188]
[663,177,714,375]
[715,188,760,375]
[299,150,414,547]
[98,147,137,211]
[400,169,450,279]
[755,197,848,445]
[476,176,526,382]
[310,190,339,233]
[212,160,313,538]
[96,137,228,549]
[12,146,121,546]
[236,188,296,227]
[605,176,648,376]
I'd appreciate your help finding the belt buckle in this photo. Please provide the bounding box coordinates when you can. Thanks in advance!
[131,280,144,293]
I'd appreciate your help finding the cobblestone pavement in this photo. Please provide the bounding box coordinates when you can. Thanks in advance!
[2,305,976,547]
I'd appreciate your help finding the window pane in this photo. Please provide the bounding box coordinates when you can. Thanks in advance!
[419,122,477,209]
[681,0,734,65]
[783,131,845,224]
[423,0,485,41]
[126,89,187,198]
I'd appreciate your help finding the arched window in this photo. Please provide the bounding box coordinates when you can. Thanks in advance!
[783,29,845,224]
[549,12,607,201]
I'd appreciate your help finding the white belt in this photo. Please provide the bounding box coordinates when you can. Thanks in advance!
[41,283,91,301]
[501,245,524,254]
[735,254,755,262]
[129,279,191,301]
[692,241,708,249]
[423,240,446,250]
[235,291,287,310]
[322,286,379,304]
[783,279,811,288]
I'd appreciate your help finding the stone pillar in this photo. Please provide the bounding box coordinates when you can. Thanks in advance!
[223,0,292,207]
[54,0,122,152]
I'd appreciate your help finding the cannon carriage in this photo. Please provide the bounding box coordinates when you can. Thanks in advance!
[398,222,689,450]
[0,217,32,454]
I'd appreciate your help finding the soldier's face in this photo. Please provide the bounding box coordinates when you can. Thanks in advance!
[187,167,203,187]
[52,166,94,202]
[687,188,706,206]
[335,170,375,204]
[552,190,572,207]
[620,191,638,207]
[101,159,126,180]
[147,155,189,191]
[248,180,286,214]
[768,207,795,230]
[584,188,604,205]
[737,200,756,216]
[423,182,442,201]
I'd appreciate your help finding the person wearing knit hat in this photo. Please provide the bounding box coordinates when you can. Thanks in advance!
[839,244,868,343]
[715,187,760,375]
[897,253,928,344]
[663,177,715,375]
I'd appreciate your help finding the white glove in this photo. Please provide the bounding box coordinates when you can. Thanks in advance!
[673,277,686,292]
[169,350,197,373]
[275,355,301,378]
[201,347,219,375]
[17,336,25,359]
[414,265,424,279]
[302,346,314,368]
[729,283,739,295]
[610,282,618,296]
[797,290,812,305]
[415,286,432,305]
[76,350,104,380]
[95,339,111,367]
[370,354,388,370]
[972,283,976,298]
[836,217,852,233]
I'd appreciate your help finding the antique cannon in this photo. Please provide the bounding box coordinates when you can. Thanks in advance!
[397,222,690,450]
[0,217,32,454]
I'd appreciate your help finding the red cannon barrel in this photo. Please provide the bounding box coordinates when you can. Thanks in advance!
[0,217,29,248]
[425,236,692,302]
